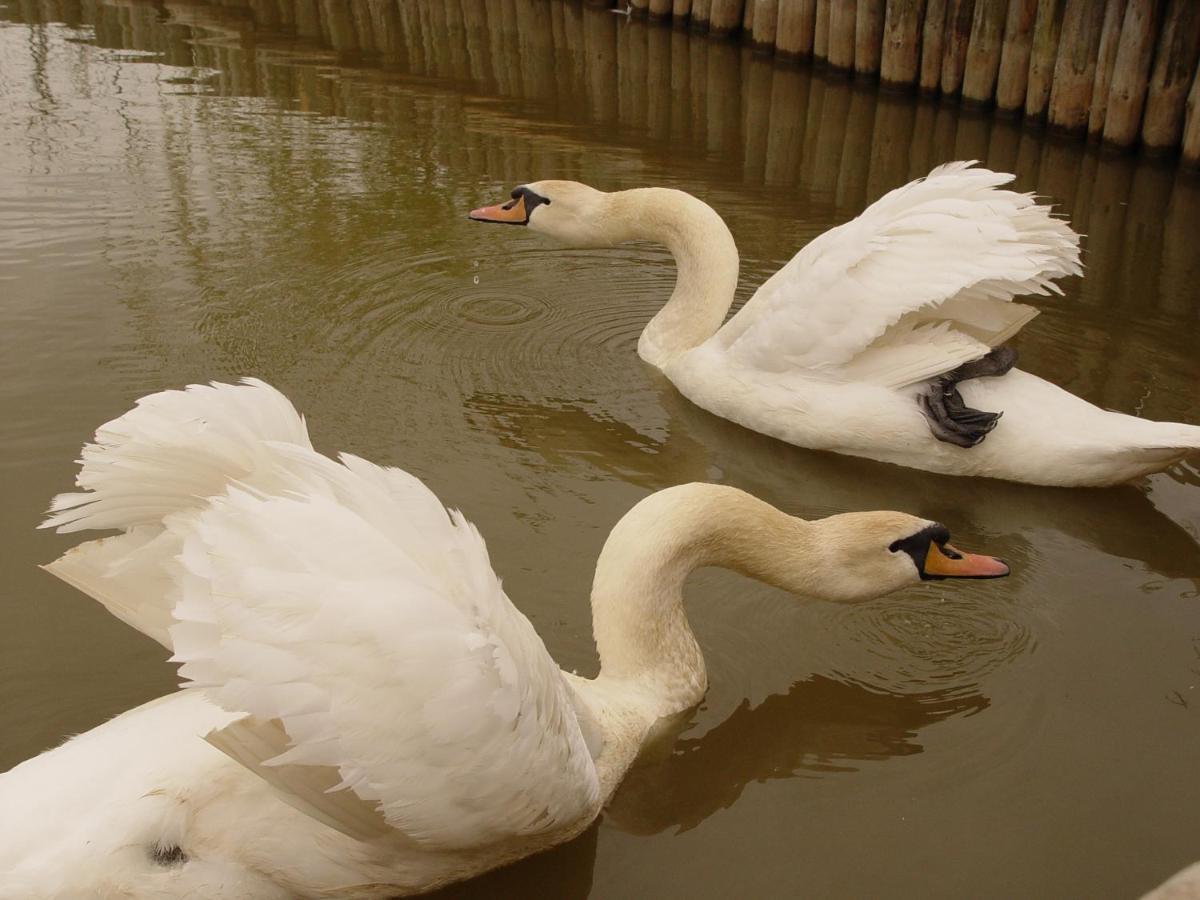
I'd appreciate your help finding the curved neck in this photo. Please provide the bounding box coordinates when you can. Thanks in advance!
[587,484,813,720]
[604,188,740,370]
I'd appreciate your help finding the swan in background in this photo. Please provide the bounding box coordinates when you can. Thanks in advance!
[469,162,1200,487]
[0,379,1007,898]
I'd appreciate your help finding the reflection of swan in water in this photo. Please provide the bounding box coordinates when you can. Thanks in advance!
[604,675,988,836]
[470,163,1200,486]
[465,392,1200,584]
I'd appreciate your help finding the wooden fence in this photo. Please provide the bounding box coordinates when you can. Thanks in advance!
[593,0,1200,166]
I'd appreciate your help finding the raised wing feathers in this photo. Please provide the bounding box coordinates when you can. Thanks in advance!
[719,162,1081,387]
[42,380,600,849]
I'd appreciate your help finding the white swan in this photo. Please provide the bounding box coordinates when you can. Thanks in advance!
[1,379,1008,898]
[469,162,1200,487]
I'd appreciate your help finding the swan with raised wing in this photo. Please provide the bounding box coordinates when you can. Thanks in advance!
[469,162,1200,487]
[0,379,1007,898]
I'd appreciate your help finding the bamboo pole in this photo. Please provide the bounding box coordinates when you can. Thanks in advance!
[1141,0,1200,151]
[828,0,857,70]
[1086,0,1127,137]
[1047,0,1105,133]
[995,0,1037,111]
[751,0,778,48]
[814,0,832,61]
[709,0,745,34]
[919,0,948,92]
[962,0,1007,105]
[1102,0,1158,147]
[1024,0,1064,120]
[776,0,817,57]
[855,0,885,77]
[939,0,975,97]
[1183,59,1200,166]
[881,0,927,89]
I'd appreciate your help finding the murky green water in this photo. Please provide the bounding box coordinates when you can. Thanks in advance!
[1,2,1198,897]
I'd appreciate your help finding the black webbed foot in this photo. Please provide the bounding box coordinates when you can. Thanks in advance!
[917,346,1015,449]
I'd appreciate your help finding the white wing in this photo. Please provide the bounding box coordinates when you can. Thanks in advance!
[717,161,1082,388]
[41,380,601,849]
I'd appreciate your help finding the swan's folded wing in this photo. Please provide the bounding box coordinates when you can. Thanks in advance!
[718,161,1080,388]
[161,454,601,849]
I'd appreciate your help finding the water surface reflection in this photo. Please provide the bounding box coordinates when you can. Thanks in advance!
[1,3,1198,899]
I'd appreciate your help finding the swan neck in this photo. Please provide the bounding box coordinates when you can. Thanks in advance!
[588,484,810,718]
[606,189,739,370]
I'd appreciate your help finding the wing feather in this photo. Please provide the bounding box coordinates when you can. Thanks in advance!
[40,380,600,849]
[718,162,1081,387]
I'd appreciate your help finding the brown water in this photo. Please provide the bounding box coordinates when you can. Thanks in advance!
[1,2,1199,897]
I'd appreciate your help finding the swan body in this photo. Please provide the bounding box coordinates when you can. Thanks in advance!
[470,163,1200,486]
[1,380,1006,898]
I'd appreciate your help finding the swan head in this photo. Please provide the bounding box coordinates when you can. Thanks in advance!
[469,181,617,247]
[802,511,1010,603]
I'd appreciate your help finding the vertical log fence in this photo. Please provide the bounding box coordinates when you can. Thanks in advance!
[600,0,1200,165]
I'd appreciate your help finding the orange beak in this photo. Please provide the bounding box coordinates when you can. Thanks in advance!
[923,542,1010,579]
[468,193,530,225]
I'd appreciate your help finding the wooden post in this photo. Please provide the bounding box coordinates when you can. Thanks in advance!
[1024,0,1064,120]
[962,0,1008,105]
[828,0,857,70]
[1102,0,1158,147]
[709,0,745,34]
[919,0,948,92]
[814,0,832,62]
[1087,0,1127,137]
[1047,0,1106,134]
[692,0,713,30]
[939,0,975,98]
[996,0,1037,112]
[855,0,885,77]
[630,0,650,16]
[1141,0,1200,151]
[649,0,674,18]
[776,0,817,57]
[1183,59,1200,166]
[751,0,778,48]
[881,0,927,89]
[673,0,693,22]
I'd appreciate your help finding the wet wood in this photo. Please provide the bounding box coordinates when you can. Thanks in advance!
[1024,0,1064,120]
[1047,0,1105,134]
[1101,0,1156,146]
[1183,61,1200,167]
[919,0,947,91]
[880,0,926,88]
[939,0,975,97]
[709,0,745,34]
[751,0,778,49]
[649,0,674,19]
[775,0,817,58]
[1087,0,1128,137]
[854,0,885,76]
[995,0,1037,111]
[813,0,832,61]
[962,0,1007,105]
[1141,0,1200,151]
[828,0,857,71]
